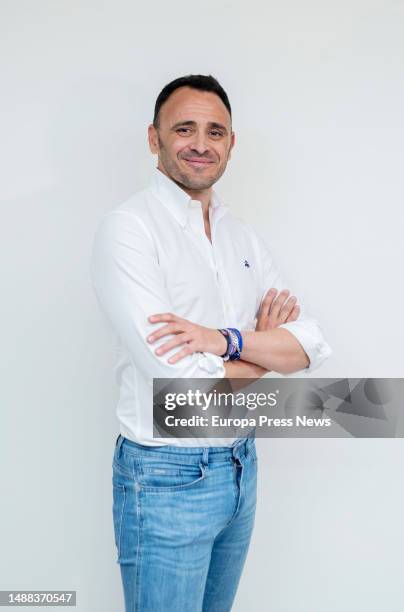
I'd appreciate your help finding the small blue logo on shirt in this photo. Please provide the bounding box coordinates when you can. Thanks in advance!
[244,259,250,268]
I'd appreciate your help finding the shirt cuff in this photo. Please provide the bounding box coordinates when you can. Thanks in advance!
[278,320,332,374]
[197,352,226,377]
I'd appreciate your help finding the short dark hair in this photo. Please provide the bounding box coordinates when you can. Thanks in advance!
[153,74,232,128]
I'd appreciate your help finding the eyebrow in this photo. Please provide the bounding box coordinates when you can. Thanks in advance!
[170,120,228,134]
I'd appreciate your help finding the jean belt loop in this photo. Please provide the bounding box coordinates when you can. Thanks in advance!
[247,427,257,455]
[201,447,209,467]
[116,434,124,458]
[232,439,242,463]
[246,435,255,457]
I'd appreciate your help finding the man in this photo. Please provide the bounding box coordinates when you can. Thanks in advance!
[90,74,332,611]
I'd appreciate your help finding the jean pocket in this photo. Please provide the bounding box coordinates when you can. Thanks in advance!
[139,460,206,492]
[112,483,126,562]
[113,447,134,478]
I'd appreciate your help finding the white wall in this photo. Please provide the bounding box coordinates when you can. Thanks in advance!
[1,1,403,610]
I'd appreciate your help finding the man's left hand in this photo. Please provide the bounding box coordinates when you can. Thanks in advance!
[147,313,227,364]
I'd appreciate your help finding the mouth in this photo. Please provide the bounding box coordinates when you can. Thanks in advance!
[182,158,214,169]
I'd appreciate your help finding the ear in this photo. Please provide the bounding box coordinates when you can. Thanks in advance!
[148,124,159,154]
[227,131,236,161]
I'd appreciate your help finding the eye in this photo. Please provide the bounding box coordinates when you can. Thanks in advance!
[210,130,223,138]
[176,127,191,134]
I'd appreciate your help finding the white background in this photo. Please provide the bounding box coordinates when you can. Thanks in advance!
[1,1,404,610]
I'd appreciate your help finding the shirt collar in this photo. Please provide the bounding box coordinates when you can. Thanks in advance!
[149,166,228,228]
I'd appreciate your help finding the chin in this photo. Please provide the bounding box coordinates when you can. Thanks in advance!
[184,170,218,187]
[185,177,216,190]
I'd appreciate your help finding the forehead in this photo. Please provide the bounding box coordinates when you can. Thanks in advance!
[159,86,231,127]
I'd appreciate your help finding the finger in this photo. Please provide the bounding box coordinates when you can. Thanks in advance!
[269,289,290,321]
[148,313,178,323]
[256,288,277,325]
[167,343,193,364]
[154,333,190,356]
[147,323,181,343]
[287,304,300,322]
[278,296,297,323]
[261,288,278,312]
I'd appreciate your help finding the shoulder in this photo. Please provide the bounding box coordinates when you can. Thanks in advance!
[93,187,155,241]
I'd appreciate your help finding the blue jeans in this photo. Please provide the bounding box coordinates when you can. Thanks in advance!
[112,434,257,611]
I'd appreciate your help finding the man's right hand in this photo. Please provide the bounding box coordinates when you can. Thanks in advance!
[224,289,300,388]
[255,288,300,332]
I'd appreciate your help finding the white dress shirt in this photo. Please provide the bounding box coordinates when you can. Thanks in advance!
[90,167,332,446]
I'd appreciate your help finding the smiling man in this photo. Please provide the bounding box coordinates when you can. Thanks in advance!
[90,74,332,612]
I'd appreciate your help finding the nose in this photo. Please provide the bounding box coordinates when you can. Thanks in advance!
[189,131,209,155]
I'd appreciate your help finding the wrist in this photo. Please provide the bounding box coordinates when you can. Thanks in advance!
[217,327,243,361]
[215,329,228,356]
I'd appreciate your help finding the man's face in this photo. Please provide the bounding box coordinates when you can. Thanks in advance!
[148,86,235,191]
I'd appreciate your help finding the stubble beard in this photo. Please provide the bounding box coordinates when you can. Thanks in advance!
[157,134,228,192]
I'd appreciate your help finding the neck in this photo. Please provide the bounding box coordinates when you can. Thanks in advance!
[182,186,211,219]
[157,164,212,221]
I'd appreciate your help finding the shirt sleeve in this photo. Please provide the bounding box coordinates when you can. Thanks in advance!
[251,226,332,374]
[89,210,225,382]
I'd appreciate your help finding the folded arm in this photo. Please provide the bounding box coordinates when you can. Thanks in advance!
[146,229,332,376]
[238,328,309,374]
[90,210,226,382]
